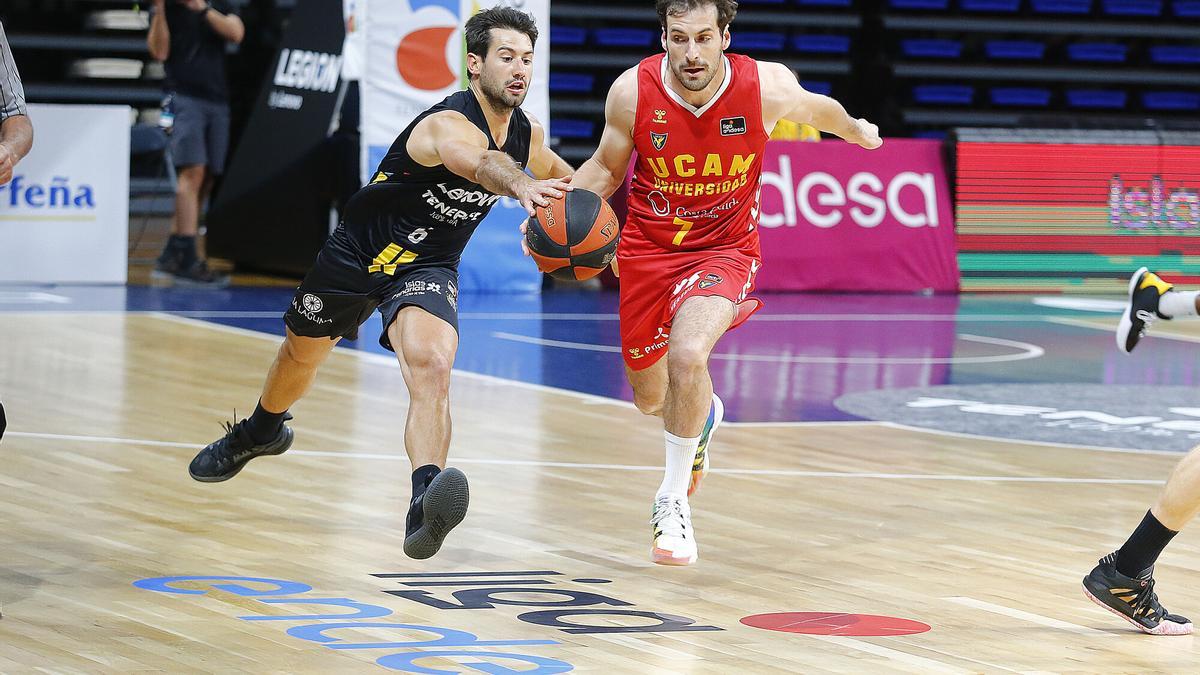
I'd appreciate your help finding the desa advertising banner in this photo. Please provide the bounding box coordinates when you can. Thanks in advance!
[361,0,550,292]
[0,104,129,283]
[756,138,958,292]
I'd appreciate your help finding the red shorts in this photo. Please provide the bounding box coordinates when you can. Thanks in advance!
[618,249,762,370]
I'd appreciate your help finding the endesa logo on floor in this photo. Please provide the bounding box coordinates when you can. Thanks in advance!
[134,570,720,673]
[755,138,958,292]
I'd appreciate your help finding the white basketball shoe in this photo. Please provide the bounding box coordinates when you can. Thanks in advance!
[651,494,697,565]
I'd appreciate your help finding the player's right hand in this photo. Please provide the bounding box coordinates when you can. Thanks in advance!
[516,176,573,217]
[0,144,16,187]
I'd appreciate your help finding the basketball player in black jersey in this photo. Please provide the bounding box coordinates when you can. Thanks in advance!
[187,7,573,560]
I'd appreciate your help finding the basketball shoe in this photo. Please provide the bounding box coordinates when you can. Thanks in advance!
[404,467,470,559]
[1082,552,1192,635]
[651,494,697,565]
[189,414,294,482]
[689,394,724,496]
[1117,267,1173,353]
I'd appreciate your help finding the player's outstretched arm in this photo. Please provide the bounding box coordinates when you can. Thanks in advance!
[760,62,881,150]
[409,112,572,216]
[526,113,575,180]
[572,67,637,200]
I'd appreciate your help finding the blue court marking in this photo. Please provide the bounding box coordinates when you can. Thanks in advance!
[5,285,1200,423]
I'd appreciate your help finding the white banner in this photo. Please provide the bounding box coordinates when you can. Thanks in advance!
[360,0,550,292]
[361,0,550,183]
[0,104,130,283]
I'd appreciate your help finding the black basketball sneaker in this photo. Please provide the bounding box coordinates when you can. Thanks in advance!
[404,467,469,559]
[189,414,294,482]
[1082,553,1193,635]
[1117,267,1173,353]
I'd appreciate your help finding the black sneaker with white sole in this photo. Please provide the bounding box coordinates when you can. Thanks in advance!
[403,467,469,559]
[1082,553,1192,635]
[1117,267,1173,353]
[189,414,294,482]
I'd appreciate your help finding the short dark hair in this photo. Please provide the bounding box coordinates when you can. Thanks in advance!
[464,7,539,58]
[656,0,739,32]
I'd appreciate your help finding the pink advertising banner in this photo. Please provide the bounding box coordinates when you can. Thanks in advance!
[757,138,958,292]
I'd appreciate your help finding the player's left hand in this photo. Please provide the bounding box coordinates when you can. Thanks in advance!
[849,118,882,150]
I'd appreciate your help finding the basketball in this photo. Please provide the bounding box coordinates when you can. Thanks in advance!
[525,188,620,281]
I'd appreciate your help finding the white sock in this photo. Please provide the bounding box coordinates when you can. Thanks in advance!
[1160,290,1200,318]
[657,431,699,499]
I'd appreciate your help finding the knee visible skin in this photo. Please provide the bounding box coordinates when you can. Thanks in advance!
[1152,444,1200,532]
[278,332,333,369]
[628,360,668,416]
[404,345,454,402]
[665,337,709,389]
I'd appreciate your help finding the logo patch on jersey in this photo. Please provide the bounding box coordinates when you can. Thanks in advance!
[371,171,391,184]
[648,190,671,217]
[720,117,747,136]
[698,272,724,289]
[653,109,668,124]
[650,131,668,151]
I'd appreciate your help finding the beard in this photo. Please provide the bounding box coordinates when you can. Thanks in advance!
[478,72,527,110]
[671,57,718,92]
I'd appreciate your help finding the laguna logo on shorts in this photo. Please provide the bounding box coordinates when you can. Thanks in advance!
[650,131,668,151]
[302,294,323,314]
[720,116,747,136]
[698,272,723,289]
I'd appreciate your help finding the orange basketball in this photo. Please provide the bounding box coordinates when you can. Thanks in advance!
[525,188,620,281]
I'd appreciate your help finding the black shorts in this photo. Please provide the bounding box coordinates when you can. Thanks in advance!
[283,232,459,352]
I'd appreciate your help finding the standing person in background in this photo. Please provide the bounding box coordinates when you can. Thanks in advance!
[1,18,34,446]
[0,19,33,187]
[147,0,244,286]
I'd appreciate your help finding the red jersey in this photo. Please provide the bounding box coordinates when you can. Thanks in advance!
[624,52,769,256]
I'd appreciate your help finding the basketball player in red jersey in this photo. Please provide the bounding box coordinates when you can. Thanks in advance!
[570,0,881,565]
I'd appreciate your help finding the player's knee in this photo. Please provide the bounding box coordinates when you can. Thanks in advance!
[279,337,322,368]
[406,349,454,395]
[667,343,709,379]
[633,390,664,416]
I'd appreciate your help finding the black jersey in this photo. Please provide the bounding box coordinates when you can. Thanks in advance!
[339,89,532,271]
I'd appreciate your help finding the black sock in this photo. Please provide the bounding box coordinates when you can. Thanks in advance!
[244,400,288,444]
[411,464,441,501]
[175,235,198,269]
[1116,510,1178,578]
[406,464,441,537]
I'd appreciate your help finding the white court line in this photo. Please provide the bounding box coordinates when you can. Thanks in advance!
[459,313,1099,323]
[491,331,1045,365]
[0,290,71,304]
[43,312,1179,454]
[1048,316,1200,345]
[880,421,1190,457]
[2,432,1168,484]
[943,597,1107,636]
[805,635,969,674]
[149,312,637,410]
[0,308,1117,323]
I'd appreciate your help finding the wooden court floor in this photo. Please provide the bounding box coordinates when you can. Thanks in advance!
[3,311,1200,673]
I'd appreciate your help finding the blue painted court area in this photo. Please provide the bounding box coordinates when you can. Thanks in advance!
[3,285,1199,424]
